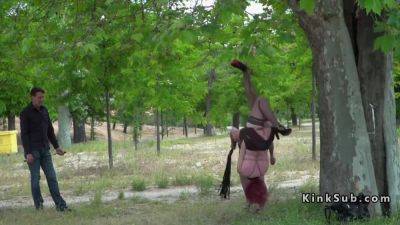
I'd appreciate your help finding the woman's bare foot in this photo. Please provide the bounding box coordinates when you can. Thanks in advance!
[248,204,263,214]
[231,60,248,72]
[243,203,251,211]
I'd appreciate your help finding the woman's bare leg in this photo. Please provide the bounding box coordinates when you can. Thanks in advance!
[240,175,251,208]
[231,60,257,108]
[258,98,279,127]
[230,60,282,129]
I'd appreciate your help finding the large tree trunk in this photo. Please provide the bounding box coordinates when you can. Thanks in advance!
[72,116,86,143]
[290,0,381,215]
[311,71,317,161]
[7,113,15,130]
[57,105,72,148]
[105,90,113,169]
[204,69,216,136]
[355,9,400,214]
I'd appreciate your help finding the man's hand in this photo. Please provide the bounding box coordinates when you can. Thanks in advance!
[26,154,35,165]
[270,156,276,165]
[55,148,66,156]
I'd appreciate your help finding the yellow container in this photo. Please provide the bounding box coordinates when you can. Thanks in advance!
[0,130,18,154]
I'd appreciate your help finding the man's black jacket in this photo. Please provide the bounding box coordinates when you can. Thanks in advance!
[20,102,59,154]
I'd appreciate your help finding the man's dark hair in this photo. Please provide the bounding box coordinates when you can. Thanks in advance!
[30,87,45,96]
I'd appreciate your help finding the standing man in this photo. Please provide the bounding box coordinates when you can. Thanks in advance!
[20,87,70,211]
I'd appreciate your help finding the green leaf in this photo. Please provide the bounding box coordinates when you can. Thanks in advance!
[83,43,98,54]
[131,33,144,42]
[299,0,315,15]
[0,101,5,114]
[358,0,383,14]
[382,0,397,8]
[374,35,396,53]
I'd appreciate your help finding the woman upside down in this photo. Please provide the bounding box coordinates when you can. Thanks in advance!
[223,59,291,213]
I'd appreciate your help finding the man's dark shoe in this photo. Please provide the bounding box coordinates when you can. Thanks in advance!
[35,203,44,210]
[56,205,71,212]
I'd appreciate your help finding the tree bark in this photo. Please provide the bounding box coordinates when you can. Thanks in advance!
[90,116,96,141]
[204,69,216,136]
[72,116,86,143]
[7,113,15,130]
[183,117,188,138]
[298,117,301,130]
[57,105,72,148]
[290,107,297,126]
[290,107,298,126]
[106,90,113,169]
[133,113,141,151]
[161,110,164,139]
[311,71,317,161]
[156,108,160,155]
[133,126,139,150]
[2,117,6,130]
[355,10,400,214]
[232,112,240,129]
[123,122,128,134]
[290,0,381,215]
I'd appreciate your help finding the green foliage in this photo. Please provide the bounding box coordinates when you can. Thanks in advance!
[91,190,103,207]
[358,0,397,14]
[173,173,193,186]
[0,0,316,138]
[155,172,169,189]
[299,0,315,15]
[118,191,125,200]
[132,176,146,191]
[194,174,214,195]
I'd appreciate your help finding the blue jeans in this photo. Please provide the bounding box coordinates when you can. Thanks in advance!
[25,148,66,209]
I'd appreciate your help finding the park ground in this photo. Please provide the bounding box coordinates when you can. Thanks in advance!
[0,121,399,225]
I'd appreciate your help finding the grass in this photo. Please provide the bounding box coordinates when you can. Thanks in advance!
[1,125,399,224]
[91,190,103,207]
[0,126,320,201]
[131,177,146,191]
[155,172,169,189]
[173,172,193,186]
[194,174,215,195]
[1,192,398,225]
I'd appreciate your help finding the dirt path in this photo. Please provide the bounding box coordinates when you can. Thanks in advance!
[0,176,313,209]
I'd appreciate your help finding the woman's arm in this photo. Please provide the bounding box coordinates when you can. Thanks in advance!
[269,143,276,165]
[237,141,247,174]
